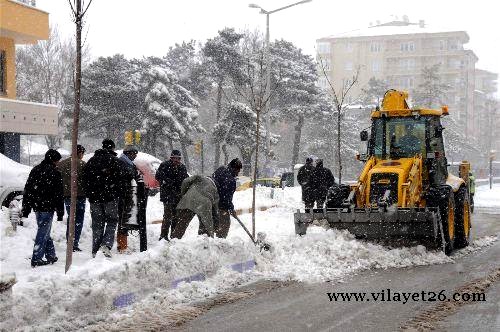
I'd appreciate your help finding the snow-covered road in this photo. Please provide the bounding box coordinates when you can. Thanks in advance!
[1,185,498,330]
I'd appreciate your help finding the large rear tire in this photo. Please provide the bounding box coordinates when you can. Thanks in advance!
[454,186,471,249]
[439,187,455,255]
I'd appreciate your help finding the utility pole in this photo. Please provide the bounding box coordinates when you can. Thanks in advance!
[249,0,312,177]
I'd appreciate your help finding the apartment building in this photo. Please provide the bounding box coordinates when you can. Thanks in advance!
[316,19,481,139]
[474,69,499,152]
[0,0,57,161]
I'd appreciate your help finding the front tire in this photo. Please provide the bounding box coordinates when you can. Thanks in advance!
[439,187,455,255]
[454,186,471,249]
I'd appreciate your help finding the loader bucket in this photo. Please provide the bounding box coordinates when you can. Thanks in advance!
[294,207,445,252]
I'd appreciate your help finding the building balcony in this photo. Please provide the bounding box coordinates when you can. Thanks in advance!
[0,97,58,135]
[0,0,49,44]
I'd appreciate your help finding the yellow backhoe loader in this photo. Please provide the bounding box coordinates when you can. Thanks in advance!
[294,90,472,255]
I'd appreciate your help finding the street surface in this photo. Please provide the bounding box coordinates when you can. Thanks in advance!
[178,210,500,332]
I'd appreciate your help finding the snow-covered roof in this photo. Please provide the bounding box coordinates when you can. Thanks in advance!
[319,21,468,41]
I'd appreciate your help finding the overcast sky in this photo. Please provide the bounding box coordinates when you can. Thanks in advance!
[37,0,499,92]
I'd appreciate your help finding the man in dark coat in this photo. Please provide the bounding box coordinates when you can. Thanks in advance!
[156,149,189,240]
[22,149,64,267]
[116,145,140,249]
[210,158,242,238]
[58,144,86,252]
[82,139,122,258]
[310,159,336,208]
[297,157,315,208]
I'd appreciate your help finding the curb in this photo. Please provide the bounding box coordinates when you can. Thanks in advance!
[113,259,257,308]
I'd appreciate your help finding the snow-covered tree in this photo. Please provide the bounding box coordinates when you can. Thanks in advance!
[270,39,321,167]
[202,28,245,169]
[213,101,277,176]
[164,40,210,100]
[412,64,450,108]
[79,54,142,144]
[411,64,478,161]
[142,66,203,169]
[361,77,388,107]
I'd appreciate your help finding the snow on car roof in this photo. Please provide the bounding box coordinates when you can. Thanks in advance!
[0,153,31,188]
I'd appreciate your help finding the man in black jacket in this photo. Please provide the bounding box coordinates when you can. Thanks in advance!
[22,149,64,267]
[83,139,122,258]
[156,149,188,240]
[210,158,242,238]
[310,159,336,208]
[297,157,315,208]
[116,145,142,250]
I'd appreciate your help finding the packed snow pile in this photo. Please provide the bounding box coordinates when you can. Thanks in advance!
[0,185,497,330]
[0,153,31,188]
[474,183,500,208]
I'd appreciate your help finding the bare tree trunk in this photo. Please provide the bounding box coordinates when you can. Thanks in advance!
[239,147,252,176]
[291,115,304,168]
[337,108,342,184]
[222,144,229,165]
[66,0,84,273]
[180,141,190,171]
[213,77,224,170]
[251,108,261,239]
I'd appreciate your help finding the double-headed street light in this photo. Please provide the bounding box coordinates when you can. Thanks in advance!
[248,0,312,176]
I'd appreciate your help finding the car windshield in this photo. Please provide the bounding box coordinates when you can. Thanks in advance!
[372,117,426,159]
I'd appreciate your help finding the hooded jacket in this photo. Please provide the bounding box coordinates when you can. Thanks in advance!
[212,166,237,211]
[155,159,189,204]
[22,159,64,218]
[310,161,336,199]
[83,149,123,203]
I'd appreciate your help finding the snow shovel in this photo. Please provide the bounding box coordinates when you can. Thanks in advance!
[231,214,271,251]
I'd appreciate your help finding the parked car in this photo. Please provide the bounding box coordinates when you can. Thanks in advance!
[236,176,281,191]
[0,153,31,207]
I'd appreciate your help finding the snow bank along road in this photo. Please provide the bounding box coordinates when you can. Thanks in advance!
[0,186,499,330]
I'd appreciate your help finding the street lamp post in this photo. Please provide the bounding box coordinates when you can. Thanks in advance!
[249,0,312,176]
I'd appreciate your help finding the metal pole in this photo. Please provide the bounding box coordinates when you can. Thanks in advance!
[264,13,271,177]
[490,154,493,189]
[201,140,204,175]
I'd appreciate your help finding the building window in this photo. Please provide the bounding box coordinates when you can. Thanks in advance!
[370,42,382,52]
[345,61,353,71]
[0,50,6,95]
[320,58,331,71]
[399,58,415,71]
[439,40,446,51]
[449,39,458,50]
[372,60,381,72]
[400,41,415,52]
[318,77,328,88]
[346,42,353,53]
[317,42,330,54]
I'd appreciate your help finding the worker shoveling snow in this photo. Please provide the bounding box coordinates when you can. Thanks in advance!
[0,186,497,330]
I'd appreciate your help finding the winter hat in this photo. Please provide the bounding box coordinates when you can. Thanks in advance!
[229,158,243,170]
[170,150,182,158]
[77,144,86,154]
[316,159,323,167]
[45,149,62,162]
[305,157,313,164]
[102,138,115,150]
[123,145,138,153]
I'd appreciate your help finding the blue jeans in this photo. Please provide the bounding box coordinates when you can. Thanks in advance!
[32,212,56,262]
[65,197,86,247]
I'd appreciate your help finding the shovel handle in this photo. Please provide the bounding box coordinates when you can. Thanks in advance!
[231,215,256,244]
